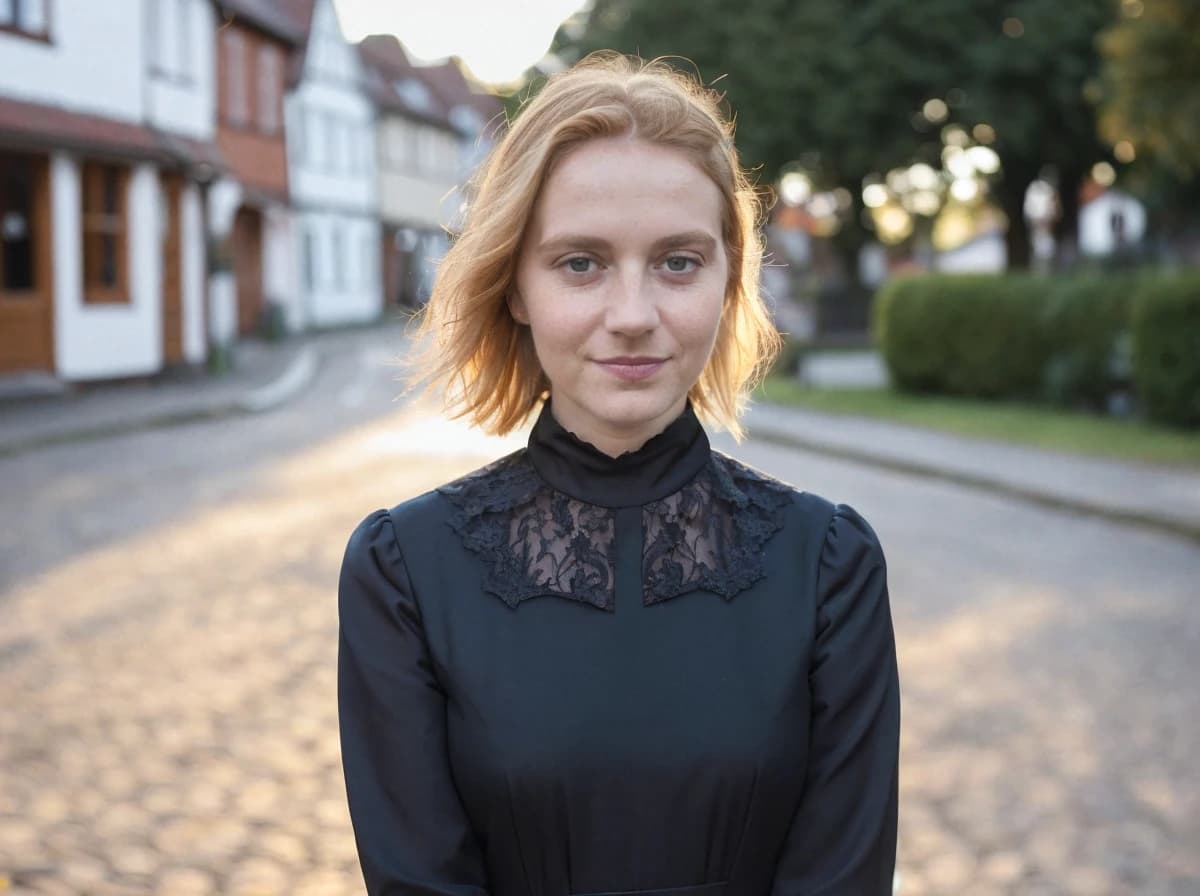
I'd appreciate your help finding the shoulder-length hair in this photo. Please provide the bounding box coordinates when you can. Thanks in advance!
[410,51,779,439]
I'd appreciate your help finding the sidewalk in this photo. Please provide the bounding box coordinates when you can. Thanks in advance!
[0,333,325,457]
[745,401,1200,543]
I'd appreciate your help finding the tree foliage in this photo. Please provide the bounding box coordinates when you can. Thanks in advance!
[1098,0,1200,178]
[555,0,1118,269]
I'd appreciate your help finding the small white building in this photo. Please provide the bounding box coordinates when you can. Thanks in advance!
[0,0,218,381]
[282,0,381,328]
[1079,187,1147,257]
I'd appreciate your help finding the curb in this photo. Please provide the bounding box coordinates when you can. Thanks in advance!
[0,346,321,459]
[747,419,1200,547]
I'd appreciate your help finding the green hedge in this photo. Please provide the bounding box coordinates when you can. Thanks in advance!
[873,273,1049,399]
[1132,275,1200,427]
[1039,275,1139,410]
[872,270,1200,429]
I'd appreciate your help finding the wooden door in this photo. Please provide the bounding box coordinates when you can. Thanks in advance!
[232,206,263,336]
[0,152,53,373]
[160,173,184,364]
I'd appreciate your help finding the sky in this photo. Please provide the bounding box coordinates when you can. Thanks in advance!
[333,0,589,85]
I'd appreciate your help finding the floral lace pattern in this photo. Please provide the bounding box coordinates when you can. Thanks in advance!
[643,455,794,605]
[438,451,792,611]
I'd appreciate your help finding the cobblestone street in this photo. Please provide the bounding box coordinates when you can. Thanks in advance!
[1,351,1198,894]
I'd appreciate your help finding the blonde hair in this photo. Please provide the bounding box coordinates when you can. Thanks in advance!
[410,52,780,439]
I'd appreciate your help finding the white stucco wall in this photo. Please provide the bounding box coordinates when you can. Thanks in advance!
[181,182,207,363]
[284,0,381,329]
[285,0,377,215]
[379,168,456,229]
[263,203,301,330]
[376,116,458,227]
[53,156,163,380]
[0,0,143,122]
[296,210,381,326]
[145,0,217,140]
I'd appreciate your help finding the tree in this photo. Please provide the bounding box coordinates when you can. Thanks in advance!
[1098,0,1200,178]
[555,0,1117,270]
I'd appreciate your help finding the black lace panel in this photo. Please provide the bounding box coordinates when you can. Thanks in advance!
[439,452,616,611]
[438,452,793,612]
[643,455,794,605]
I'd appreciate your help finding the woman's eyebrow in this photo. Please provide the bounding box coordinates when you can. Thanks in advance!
[536,231,719,254]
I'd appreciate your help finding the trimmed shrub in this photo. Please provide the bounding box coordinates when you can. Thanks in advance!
[874,273,1050,399]
[1039,275,1139,410]
[1131,275,1200,427]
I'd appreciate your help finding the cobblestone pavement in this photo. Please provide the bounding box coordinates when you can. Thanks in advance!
[1,354,1198,893]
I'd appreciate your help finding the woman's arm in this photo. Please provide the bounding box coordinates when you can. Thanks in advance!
[771,504,901,895]
[338,509,490,896]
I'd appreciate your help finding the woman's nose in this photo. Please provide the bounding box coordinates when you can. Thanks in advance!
[604,272,659,335]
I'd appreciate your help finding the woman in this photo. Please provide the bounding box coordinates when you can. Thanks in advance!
[338,53,900,896]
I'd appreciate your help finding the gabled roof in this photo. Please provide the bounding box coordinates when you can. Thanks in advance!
[277,0,317,86]
[357,34,456,131]
[357,34,505,138]
[213,0,305,45]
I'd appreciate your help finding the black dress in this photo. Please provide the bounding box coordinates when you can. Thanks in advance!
[338,401,900,896]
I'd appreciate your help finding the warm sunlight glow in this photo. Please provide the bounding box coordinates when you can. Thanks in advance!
[334,0,587,84]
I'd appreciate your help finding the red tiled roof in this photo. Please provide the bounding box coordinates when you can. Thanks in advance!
[0,95,225,173]
[214,0,305,44]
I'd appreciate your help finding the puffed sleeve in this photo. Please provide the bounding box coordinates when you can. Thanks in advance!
[338,509,491,896]
[771,504,900,895]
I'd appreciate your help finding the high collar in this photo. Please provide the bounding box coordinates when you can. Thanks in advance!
[525,400,711,508]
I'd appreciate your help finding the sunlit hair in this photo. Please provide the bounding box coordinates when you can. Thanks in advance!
[410,51,780,439]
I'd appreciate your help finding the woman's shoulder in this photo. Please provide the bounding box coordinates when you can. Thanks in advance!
[350,448,535,544]
[709,451,884,559]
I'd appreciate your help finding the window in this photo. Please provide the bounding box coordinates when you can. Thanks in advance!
[291,107,306,165]
[81,161,128,303]
[148,0,190,80]
[331,227,344,288]
[303,226,316,290]
[1,154,36,293]
[176,0,190,78]
[257,44,280,135]
[223,29,247,126]
[326,112,339,172]
[0,0,49,38]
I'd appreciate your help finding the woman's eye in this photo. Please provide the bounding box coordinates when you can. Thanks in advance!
[663,255,699,273]
[564,257,594,274]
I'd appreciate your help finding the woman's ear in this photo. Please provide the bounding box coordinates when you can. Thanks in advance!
[507,290,529,325]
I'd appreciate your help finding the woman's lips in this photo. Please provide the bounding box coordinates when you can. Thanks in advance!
[596,357,667,381]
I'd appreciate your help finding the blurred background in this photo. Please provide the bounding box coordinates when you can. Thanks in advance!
[1,0,1198,894]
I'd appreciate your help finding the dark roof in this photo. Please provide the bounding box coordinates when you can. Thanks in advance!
[357,34,455,130]
[276,0,317,85]
[213,0,305,45]
[0,95,225,174]
[357,34,505,137]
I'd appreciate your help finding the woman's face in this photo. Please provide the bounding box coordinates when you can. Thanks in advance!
[512,136,728,457]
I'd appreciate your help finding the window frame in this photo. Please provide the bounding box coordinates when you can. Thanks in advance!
[256,43,282,135]
[222,27,248,128]
[0,0,52,42]
[80,161,130,305]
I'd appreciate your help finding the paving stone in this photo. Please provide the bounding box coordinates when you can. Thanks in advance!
[3,400,1198,893]
[978,850,1025,885]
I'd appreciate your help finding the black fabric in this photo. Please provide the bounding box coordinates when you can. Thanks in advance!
[526,400,712,507]
[338,404,901,896]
